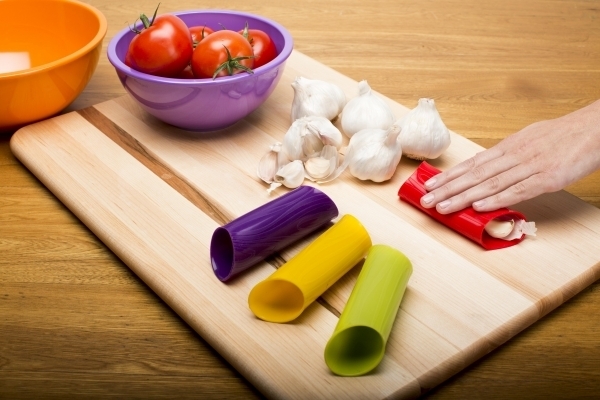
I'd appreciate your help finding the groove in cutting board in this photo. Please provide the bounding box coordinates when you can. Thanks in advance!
[77,107,232,226]
[77,106,343,319]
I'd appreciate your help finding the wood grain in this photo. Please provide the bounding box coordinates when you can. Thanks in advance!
[1,0,600,398]
[7,50,600,398]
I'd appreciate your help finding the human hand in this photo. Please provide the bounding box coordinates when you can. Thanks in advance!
[420,100,600,214]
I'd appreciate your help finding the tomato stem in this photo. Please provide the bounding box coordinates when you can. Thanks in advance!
[150,3,160,25]
[241,22,249,39]
[240,22,254,46]
[212,45,254,79]
[192,26,209,49]
[136,3,160,31]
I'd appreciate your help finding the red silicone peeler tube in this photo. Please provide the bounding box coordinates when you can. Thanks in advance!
[398,161,528,250]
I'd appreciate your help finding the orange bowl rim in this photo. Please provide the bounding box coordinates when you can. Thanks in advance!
[0,0,108,79]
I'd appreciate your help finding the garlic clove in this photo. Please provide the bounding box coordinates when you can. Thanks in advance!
[267,160,305,194]
[290,76,346,123]
[282,118,307,161]
[282,116,343,162]
[257,142,282,183]
[484,218,537,241]
[301,127,325,159]
[484,219,515,238]
[305,145,339,181]
[397,98,451,160]
[305,116,343,150]
[341,80,395,138]
[305,157,332,180]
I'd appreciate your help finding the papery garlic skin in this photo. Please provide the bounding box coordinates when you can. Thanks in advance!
[484,218,537,241]
[397,98,451,160]
[257,142,283,184]
[341,80,395,138]
[282,116,343,162]
[291,77,346,123]
[267,160,305,194]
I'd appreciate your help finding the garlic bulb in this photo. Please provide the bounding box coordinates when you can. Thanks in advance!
[322,124,403,183]
[267,160,305,194]
[397,98,451,160]
[485,218,537,241]
[340,80,395,138]
[305,145,339,181]
[257,142,284,184]
[291,77,346,123]
[282,116,343,162]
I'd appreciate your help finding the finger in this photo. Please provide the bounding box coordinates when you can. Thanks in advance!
[471,173,552,212]
[420,154,518,209]
[432,164,534,214]
[424,146,505,190]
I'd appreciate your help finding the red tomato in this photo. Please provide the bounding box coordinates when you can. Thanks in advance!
[189,25,214,44]
[191,30,254,79]
[239,25,277,68]
[125,12,193,78]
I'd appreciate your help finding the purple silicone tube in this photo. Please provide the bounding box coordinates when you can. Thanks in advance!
[210,186,339,282]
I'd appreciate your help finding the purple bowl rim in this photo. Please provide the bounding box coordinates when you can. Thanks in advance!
[107,9,294,85]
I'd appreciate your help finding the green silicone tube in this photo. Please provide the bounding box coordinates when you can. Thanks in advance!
[324,245,413,376]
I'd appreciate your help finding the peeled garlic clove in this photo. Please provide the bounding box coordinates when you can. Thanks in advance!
[484,219,515,238]
[397,98,451,160]
[257,142,282,183]
[267,160,305,194]
[305,145,339,181]
[291,76,346,123]
[484,218,537,241]
[341,80,395,138]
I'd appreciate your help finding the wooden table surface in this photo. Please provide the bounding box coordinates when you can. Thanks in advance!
[2,0,599,398]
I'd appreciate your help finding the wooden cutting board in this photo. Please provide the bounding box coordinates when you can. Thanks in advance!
[10,50,600,399]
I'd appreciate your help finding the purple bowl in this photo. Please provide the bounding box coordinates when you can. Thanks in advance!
[107,10,293,132]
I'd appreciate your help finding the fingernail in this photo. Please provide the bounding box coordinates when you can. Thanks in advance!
[421,193,434,204]
[424,178,436,189]
[473,200,486,209]
[438,200,451,209]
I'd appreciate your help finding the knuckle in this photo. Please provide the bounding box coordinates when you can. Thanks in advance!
[487,176,501,191]
[438,182,454,198]
[512,182,527,195]
[469,166,486,181]
[511,182,528,196]
[454,191,469,206]
[463,157,477,170]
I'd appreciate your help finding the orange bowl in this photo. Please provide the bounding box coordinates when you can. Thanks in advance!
[0,0,107,132]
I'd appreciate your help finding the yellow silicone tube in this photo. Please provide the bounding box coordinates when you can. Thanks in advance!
[248,214,372,323]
